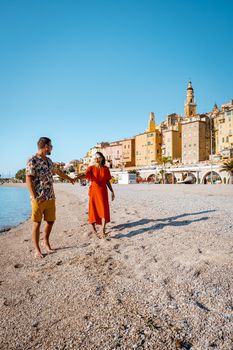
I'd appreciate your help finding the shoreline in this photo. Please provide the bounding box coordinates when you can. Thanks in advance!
[0,183,30,234]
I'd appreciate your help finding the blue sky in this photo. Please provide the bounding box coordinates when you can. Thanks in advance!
[0,0,233,176]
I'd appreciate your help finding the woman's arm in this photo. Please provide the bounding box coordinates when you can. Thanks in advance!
[106,181,115,201]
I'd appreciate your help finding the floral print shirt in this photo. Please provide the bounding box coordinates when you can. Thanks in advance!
[26,154,56,200]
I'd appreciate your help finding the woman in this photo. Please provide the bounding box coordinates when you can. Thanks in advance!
[78,152,115,238]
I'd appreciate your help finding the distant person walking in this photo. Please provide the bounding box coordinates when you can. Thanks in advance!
[77,152,115,238]
[26,137,75,258]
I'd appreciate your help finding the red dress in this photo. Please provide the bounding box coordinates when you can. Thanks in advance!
[86,166,112,225]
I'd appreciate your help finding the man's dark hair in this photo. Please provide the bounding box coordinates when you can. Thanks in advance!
[37,137,52,149]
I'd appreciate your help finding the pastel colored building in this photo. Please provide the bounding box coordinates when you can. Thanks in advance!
[104,141,123,168]
[182,114,211,164]
[121,137,135,167]
[135,112,162,167]
[160,113,182,160]
[212,100,233,158]
[181,81,211,164]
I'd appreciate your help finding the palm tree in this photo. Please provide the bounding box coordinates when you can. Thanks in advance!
[220,159,233,184]
[158,156,172,184]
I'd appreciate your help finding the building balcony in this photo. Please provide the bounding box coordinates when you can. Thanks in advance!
[220,148,233,158]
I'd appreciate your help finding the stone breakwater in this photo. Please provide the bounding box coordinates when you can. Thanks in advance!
[0,184,232,349]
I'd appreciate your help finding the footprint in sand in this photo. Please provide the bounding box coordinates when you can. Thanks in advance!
[32,321,39,328]
[193,270,201,278]
[104,256,113,263]
[83,231,94,238]
[86,251,94,256]
[14,263,24,269]
[95,285,104,296]
[80,243,90,248]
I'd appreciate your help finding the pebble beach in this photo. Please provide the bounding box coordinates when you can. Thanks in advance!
[0,183,233,350]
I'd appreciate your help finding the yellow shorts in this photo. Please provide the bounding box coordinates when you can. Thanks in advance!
[31,199,56,222]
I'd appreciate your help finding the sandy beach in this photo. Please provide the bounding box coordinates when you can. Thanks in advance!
[0,183,233,350]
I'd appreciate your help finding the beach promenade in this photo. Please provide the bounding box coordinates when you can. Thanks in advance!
[0,184,232,349]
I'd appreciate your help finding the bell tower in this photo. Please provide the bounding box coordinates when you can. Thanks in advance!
[184,81,197,118]
[147,112,156,132]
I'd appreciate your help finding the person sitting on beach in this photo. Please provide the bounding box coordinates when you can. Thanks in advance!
[26,137,75,258]
[76,152,115,238]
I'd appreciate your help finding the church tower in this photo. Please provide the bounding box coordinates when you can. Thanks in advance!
[184,81,197,118]
[147,112,156,132]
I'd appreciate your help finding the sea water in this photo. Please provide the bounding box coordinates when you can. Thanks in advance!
[0,187,31,232]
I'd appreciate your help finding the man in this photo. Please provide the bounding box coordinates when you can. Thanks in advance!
[26,137,75,258]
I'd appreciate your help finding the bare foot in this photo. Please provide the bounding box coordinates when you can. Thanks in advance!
[43,241,55,254]
[99,230,108,239]
[35,250,44,259]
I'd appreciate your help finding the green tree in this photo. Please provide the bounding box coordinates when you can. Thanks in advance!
[158,156,172,184]
[220,159,233,184]
[15,168,26,183]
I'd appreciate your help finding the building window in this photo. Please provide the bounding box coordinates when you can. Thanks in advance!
[229,130,232,136]
[226,136,229,143]
[222,137,224,143]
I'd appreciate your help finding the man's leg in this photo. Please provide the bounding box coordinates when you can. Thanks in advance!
[32,222,43,258]
[43,199,56,253]
[43,221,55,253]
